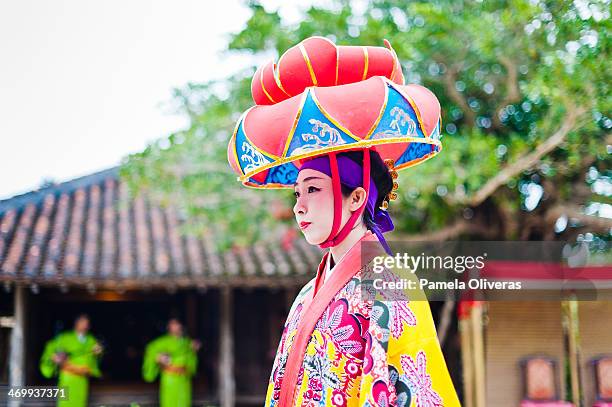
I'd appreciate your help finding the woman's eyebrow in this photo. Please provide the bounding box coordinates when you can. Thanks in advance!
[294,176,323,187]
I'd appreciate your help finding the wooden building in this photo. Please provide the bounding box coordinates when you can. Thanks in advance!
[484,301,567,406]
[0,167,324,406]
[460,264,612,407]
[577,301,612,406]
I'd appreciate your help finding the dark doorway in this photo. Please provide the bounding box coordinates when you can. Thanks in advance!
[29,288,219,404]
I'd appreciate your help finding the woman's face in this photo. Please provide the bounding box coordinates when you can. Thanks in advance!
[293,168,365,245]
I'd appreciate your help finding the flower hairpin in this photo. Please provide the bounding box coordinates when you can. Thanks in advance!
[380,159,399,210]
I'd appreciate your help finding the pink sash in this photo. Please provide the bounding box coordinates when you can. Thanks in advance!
[277,231,385,406]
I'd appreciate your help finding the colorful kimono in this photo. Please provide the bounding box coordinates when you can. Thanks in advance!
[39,331,102,407]
[265,245,461,407]
[142,334,198,407]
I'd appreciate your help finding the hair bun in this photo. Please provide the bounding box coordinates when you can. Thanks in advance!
[251,36,405,106]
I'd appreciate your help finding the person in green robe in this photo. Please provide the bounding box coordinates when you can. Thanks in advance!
[39,314,103,407]
[142,318,200,407]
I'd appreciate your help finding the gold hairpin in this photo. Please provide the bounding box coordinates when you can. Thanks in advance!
[379,159,399,210]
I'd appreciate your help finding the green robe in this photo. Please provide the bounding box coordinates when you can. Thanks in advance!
[142,334,198,407]
[39,331,101,407]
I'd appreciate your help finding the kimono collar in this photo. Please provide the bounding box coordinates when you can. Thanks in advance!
[279,230,384,406]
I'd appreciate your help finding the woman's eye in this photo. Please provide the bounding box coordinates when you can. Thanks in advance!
[294,186,318,198]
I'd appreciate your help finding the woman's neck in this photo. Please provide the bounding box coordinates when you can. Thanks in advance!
[327,221,369,274]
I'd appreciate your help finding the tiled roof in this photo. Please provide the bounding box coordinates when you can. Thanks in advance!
[0,168,322,289]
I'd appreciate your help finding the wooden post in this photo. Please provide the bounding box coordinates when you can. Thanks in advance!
[9,285,27,407]
[437,298,455,346]
[459,317,474,407]
[565,299,581,405]
[471,303,486,407]
[219,287,235,407]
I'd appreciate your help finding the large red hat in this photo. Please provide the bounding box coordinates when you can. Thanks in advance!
[227,36,442,188]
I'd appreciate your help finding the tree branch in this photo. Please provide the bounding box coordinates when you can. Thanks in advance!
[443,64,476,128]
[546,203,612,234]
[456,105,587,207]
[491,55,521,130]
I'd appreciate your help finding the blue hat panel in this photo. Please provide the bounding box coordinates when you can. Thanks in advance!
[431,118,442,141]
[285,90,357,159]
[369,84,427,142]
[235,121,275,176]
[398,141,438,166]
[265,162,300,186]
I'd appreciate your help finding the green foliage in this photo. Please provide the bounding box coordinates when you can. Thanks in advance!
[121,0,611,249]
[119,72,285,249]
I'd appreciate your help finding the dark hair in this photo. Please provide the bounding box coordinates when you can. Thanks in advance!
[74,313,90,323]
[337,149,393,231]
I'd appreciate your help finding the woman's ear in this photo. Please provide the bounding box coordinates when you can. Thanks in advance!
[348,187,367,212]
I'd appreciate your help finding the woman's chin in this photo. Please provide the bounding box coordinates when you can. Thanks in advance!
[302,229,325,246]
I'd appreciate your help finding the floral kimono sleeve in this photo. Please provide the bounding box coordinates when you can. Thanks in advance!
[358,267,461,407]
[388,297,461,407]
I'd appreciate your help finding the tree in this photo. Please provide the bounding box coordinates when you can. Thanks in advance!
[121,0,611,253]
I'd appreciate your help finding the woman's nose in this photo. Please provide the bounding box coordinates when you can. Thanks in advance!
[293,197,306,215]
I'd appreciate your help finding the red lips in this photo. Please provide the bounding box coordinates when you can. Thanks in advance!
[299,221,311,230]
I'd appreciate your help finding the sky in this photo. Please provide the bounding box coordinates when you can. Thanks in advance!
[0,0,307,200]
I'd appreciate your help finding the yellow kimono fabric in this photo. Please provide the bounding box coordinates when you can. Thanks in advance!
[142,334,198,407]
[39,331,101,407]
[265,261,461,406]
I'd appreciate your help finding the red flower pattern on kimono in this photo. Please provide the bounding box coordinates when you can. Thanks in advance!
[343,360,360,379]
[332,389,348,407]
[322,299,364,355]
[372,380,393,407]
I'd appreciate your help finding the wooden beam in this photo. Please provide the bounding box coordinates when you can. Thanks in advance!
[0,276,312,291]
[9,285,27,407]
[565,299,581,405]
[219,287,235,407]
[459,317,474,407]
[437,298,455,346]
[471,303,486,407]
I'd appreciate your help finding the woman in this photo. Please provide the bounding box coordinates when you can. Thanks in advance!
[228,37,460,406]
